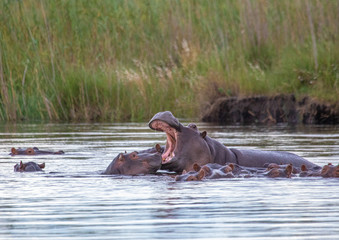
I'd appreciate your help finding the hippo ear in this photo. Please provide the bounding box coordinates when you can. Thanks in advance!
[19,161,25,170]
[200,131,207,139]
[285,164,293,177]
[197,169,205,180]
[118,153,125,162]
[155,144,162,153]
[38,163,45,169]
[301,165,308,171]
[321,165,330,176]
[11,148,18,155]
[193,163,201,172]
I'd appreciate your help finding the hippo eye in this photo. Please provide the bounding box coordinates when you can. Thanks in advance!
[130,152,139,160]
[26,148,35,155]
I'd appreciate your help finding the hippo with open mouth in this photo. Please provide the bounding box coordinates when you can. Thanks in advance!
[103,144,162,175]
[149,111,213,172]
[149,111,320,173]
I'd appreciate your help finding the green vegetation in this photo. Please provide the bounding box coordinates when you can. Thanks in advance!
[0,0,338,121]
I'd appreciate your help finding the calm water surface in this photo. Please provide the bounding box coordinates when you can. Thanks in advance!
[0,122,339,239]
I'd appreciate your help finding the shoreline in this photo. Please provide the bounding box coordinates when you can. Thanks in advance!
[202,94,339,125]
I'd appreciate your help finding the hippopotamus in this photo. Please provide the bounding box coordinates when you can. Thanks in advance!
[176,161,339,181]
[320,164,339,178]
[14,161,45,172]
[149,111,320,173]
[299,163,339,178]
[175,163,235,181]
[149,111,213,172]
[10,147,64,156]
[103,144,162,175]
[263,164,293,178]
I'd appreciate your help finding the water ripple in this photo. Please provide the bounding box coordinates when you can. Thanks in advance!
[0,123,339,239]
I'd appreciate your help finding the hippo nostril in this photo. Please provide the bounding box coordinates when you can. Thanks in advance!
[187,176,195,181]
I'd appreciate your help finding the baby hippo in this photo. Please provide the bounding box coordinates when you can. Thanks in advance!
[11,147,64,156]
[14,161,45,172]
[103,144,162,175]
[175,163,235,181]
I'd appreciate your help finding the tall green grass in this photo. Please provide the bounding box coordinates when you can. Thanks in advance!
[0,0,338,121]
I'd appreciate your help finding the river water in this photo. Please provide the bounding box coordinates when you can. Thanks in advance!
[0,122,339,239]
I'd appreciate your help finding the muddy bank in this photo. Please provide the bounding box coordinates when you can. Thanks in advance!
[202,94,339,124]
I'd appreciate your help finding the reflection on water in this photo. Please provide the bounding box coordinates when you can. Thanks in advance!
[0,122,339,239]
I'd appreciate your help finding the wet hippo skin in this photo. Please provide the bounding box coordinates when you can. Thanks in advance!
[10,147,64,156]
[149,111,320,173]
[103,144,162,175]
[149,111,213,172]
[175,163,235,181]
[14,161,45,172]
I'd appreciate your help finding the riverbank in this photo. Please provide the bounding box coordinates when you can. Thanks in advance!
[1,1,338,121]
[202,94,339,125]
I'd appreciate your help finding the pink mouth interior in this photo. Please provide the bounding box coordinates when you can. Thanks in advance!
[150,120,177,163]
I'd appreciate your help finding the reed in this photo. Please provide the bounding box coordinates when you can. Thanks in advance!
[0,0,338,121]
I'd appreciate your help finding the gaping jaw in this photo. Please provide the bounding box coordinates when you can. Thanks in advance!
[150,120,177,164]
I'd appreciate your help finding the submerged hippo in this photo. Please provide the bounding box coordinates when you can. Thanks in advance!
[263,164,293,178]
[176,162,339,181]
[103,144,162,175]
[175,163,235,181]
[149,111,320,173]
[299,163,339,178]
[10,147,64,156]
[320,164,339,178]
[14,161,45,172]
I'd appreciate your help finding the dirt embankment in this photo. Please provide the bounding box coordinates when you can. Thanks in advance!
[202,94,339,124]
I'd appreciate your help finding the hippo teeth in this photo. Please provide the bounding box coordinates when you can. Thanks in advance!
[162,152,175,163]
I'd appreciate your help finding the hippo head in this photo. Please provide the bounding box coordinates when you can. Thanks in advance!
[104,145,162,175]
[149,111,180,163]
[11,147,37,155]
[265,164,293,178]
[14,161,45,172]
[321,163,339,178]
[10,147,64,156]
[149,111,212,172]
[175,169,206,181]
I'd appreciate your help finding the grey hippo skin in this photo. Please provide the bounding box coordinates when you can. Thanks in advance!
[10,147,64,156]
[103,144,162,175]
[14,161,45,172]
[149,111,320,173]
